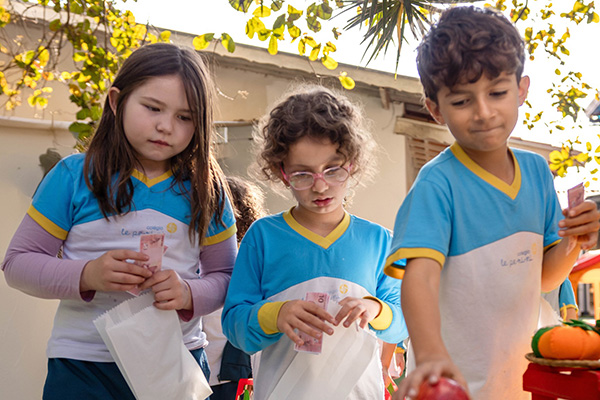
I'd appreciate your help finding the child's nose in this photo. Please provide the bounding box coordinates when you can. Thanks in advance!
[474,98,493,121]
[312,175,329,192]
[156,115,174,134]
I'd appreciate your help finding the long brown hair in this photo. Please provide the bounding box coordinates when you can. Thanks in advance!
[84,43,227,243]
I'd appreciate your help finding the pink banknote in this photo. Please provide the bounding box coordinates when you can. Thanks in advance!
[129,233,165,296]
[295,292,330,354]
[138,233,165,273]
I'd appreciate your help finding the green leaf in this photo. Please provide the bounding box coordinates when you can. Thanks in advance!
[69,121,93,136]
[221,33,236,53]
[316,3,333,19]
[307,15,321,32]
[273,14,286,36]
[193,33,214,50]
[287,4,302,22]
[49,19,62,32]
[76,108,90,120]
[229,0,253,12]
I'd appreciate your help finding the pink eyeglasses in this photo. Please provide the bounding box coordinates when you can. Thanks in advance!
[280,164,352,190]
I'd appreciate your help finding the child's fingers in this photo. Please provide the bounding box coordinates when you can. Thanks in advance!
[561,211,600,228]
[281,326,304,347]
[395,370,429,400]
[302,311,335,336]
[116,261,154,279]
[138,269,171,290]
[110,249,150,263]
[580,232,599,250]
[567,200,598,217]
[305,302,336,325]
[334,298,360,324]
[342,306,366,327]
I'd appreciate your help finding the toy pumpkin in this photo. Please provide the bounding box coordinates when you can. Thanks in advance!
[532,320,600,360]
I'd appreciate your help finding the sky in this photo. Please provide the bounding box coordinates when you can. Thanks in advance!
[117,0,600,196]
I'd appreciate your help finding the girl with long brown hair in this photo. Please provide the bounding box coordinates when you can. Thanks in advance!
[2,43,236,399]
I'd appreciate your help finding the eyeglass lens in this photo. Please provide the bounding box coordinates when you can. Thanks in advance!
[289,167,349,189]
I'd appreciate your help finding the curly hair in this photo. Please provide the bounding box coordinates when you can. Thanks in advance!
[254,85,376,186]
[416,6,525,102]
[226,176,266,243]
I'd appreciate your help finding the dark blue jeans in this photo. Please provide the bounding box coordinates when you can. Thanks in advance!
[43,347,210,400]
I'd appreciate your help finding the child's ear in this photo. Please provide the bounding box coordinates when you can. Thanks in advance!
[517,75,530,106]
[107,87,121,116]
[425,98,445,125]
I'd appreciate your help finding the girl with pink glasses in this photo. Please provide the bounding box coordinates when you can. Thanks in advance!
[222,85,408,400]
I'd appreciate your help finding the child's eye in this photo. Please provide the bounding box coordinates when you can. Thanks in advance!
[491,90,508,97]
[450,99,468,107]
[178,115,192,122]
[145,105,160,112]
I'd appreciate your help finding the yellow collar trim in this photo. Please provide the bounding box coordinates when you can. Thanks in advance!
[283,207,350,249]
[450,143,521,200]
[131,169,173,187]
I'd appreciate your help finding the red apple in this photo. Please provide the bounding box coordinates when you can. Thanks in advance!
[416,377,469,400]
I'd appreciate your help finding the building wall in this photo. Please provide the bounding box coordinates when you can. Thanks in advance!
[0,120,75,399]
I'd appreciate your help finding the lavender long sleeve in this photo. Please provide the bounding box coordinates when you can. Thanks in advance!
[2,215,89,300]
[182,234,237,321]
[3,215,237,313]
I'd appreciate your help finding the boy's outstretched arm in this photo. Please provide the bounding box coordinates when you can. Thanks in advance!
[393,258,470,400]
[542,200,600,292]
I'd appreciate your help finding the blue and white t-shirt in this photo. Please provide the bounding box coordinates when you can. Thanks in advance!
[29,153,236,362]
[223,209,408,400]
[385,143,562,399]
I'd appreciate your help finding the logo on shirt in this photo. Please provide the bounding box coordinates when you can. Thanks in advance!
[501,249,533,268]
[339,284,348,294]
[167,223,177,233]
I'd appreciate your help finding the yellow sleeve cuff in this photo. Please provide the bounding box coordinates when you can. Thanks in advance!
[364,296,393,331]
[257,301,287,335]
[395,346,406,354]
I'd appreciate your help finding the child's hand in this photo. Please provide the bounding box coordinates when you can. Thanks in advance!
[334,297,381,329]
[393,356,469,400]
[138,270,192,311]
[80,250,153,292]
[559,200,600,250]
[276,300,336,347]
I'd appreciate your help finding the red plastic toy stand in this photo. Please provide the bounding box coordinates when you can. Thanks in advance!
[523,362,600,399]
[235,378,253,399]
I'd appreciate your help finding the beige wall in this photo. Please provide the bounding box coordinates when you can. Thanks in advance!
[0,119,76,399]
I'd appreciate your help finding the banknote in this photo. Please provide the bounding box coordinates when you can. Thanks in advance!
[566,183,584,254]
[129,233,165,296]
[138,233,165,273]
[294,292,330,354]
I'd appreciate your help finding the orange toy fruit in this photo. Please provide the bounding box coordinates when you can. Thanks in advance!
[532,320,600,360]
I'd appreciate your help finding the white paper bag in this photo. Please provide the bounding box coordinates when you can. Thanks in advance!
[94,292,212,400]
[267,304,379,400]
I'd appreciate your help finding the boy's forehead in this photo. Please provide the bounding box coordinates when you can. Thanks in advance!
[444,71,517,93]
